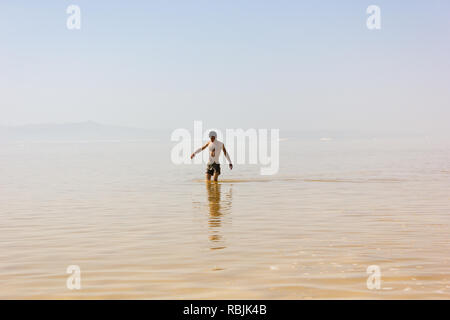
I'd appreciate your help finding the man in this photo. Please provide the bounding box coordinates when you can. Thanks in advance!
[190,131,233,181]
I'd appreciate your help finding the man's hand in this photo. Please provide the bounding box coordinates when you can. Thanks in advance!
[229,164,233,170]
[190,153,195,159]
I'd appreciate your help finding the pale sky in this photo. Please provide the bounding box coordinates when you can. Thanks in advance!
[1,1,449,134]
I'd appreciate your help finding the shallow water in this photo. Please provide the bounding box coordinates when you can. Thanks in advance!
[0,137,449,299]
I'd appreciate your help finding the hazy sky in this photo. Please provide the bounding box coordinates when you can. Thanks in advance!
[1,1,449,133]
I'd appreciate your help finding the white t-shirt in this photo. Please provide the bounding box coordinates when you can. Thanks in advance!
[207,140,224,165]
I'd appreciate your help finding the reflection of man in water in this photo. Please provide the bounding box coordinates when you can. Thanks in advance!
[190,131,233,182]
[206,182,232,250]
[207,182,222,230]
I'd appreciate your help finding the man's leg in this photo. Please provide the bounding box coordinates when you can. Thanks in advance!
[206,164,212,181]
[213,172,220,182]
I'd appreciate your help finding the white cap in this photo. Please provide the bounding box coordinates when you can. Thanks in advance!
[208,131,217,138]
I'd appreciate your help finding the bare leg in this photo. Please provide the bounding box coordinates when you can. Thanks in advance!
[206,173,212,181]
[213,172,220,182]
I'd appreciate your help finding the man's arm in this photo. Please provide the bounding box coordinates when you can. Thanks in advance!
[223,145,233,170]
[190,142,210,159]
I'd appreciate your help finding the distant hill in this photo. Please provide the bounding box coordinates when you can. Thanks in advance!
[0,121,163,142]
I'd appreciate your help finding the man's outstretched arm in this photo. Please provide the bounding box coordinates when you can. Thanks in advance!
[190,142,210,159]
[223,145,233,170]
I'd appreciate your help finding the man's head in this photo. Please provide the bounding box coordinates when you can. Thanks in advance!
[209,131,217,142]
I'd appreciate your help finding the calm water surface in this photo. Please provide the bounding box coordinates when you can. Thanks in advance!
[0,137,449,299]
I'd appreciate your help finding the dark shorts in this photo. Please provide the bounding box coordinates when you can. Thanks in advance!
[206,163,221,176]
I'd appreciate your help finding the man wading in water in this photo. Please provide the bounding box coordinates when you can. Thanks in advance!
[190,131,233,181]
